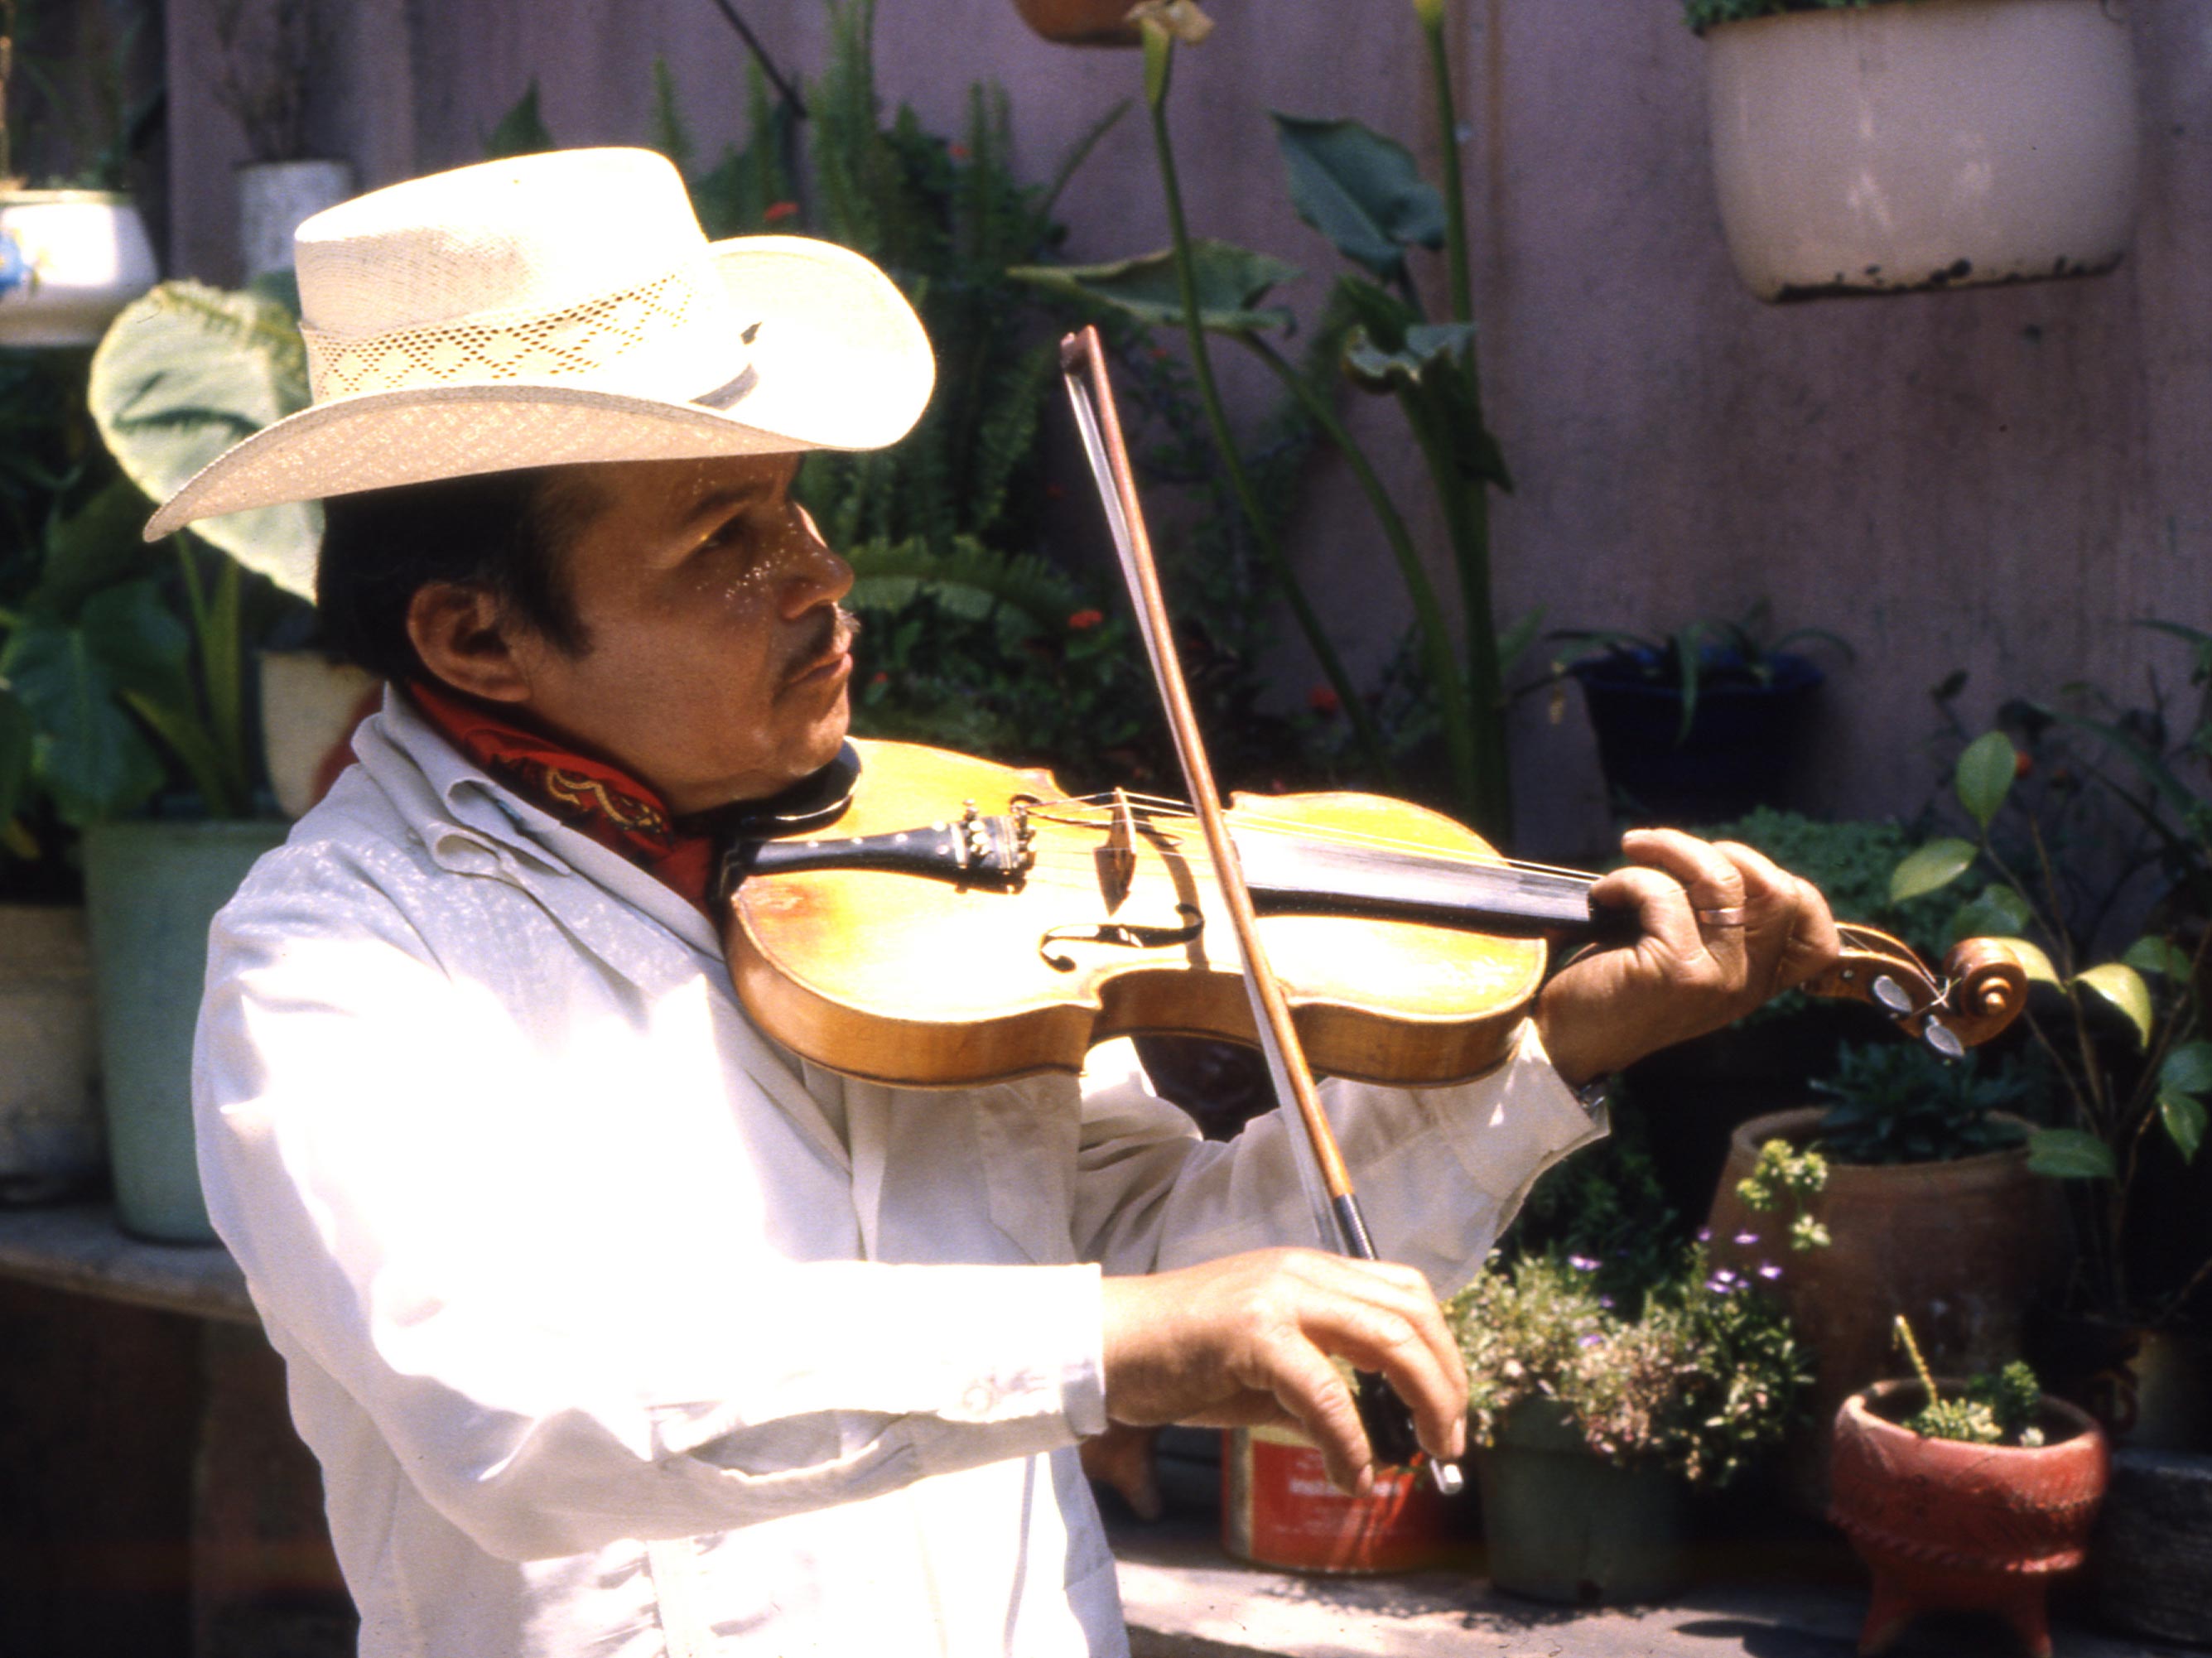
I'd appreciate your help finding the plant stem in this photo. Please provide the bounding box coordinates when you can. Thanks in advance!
[1236,333,1475,815]
[172,537,250,818]
[1894,1315,1940,1403]
[1417,0,1472,327]
[1411,0,1511,839]
[1140,25,1393,784]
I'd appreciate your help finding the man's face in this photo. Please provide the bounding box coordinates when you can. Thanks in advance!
[504,451,856,814]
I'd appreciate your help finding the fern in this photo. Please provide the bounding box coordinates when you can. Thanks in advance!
[845,534,1083,641]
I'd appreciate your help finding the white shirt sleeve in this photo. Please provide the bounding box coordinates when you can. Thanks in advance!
[1069,1030,1602,1294]
[194,856,1102,1563]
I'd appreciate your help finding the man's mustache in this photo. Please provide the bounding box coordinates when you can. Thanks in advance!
[785,606,860,679]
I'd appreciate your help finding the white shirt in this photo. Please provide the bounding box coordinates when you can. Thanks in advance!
[193,690,1600,1658]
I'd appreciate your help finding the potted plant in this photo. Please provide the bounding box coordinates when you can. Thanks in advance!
[1886,646,2212,1641]
[0,0,159,346]
[1684,0,2140,302]
[1829,1323,2108,1658]
[1704,1045,2056,1509]
[210,0,354,281]
[0,349,105,1203]
[1448,1238,1813,1603]
[0,279,324,1243]
[1548,605,1852,824]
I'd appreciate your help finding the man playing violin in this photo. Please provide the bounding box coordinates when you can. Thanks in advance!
[175,150,1840,1658]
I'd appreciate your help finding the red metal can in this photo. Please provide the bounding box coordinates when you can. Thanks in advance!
[1222,1424,1458,1574]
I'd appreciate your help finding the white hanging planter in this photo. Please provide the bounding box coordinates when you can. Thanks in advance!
[1703,0,2140,302]
[236,158,355,282]
[0,190,159,346]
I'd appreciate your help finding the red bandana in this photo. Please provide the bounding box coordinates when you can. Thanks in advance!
[407,679,718,913]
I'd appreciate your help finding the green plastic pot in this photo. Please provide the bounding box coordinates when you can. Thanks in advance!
[84,819,287,1242]
[1476,1398,1690,1605]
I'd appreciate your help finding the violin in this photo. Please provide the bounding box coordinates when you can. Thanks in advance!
[716,735,2031,1090]
[717,325,2029,1485]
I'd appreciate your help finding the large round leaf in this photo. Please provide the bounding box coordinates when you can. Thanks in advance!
[88,281,320,600]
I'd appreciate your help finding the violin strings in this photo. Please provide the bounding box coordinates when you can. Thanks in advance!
[1019,793,1603,887]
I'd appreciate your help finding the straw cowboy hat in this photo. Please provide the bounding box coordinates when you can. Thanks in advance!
[145,147,935,539]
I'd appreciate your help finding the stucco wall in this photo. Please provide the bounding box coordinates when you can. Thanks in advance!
[160,0,2208,857]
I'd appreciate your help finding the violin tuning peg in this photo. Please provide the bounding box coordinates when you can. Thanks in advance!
[1924,1021,1966,1060]
[1871,975,1915,1015]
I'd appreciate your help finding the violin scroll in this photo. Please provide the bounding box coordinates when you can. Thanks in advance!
[1805,925,2029,1056]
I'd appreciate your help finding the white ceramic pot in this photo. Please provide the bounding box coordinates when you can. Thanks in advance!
[0,190,160,346]
[260,650,383,818]
[1704,0,2139,301]
[0,904,102,1203]
[236,159,356,282]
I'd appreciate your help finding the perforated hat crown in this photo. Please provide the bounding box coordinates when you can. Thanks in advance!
[146,147,934,539]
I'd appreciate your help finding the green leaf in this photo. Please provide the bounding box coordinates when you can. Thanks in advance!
[2,619,165,825]
[483,80,557,159]
[2006,938,2062,989]
[2159,1092,2207,1163]
[88,282,320,599]
[2124,936,2193,981]
[31,475,164,622]
[1955,730,2018,831]
[1946,883,2033,945]
[1007,243,1301,335]
[1270,113,1444,284]
[2159,1041,2212,1099]
[1344,321,1477,392]
[1892,838,1978,904]
[2075,962,2154,1047]
[79,580,193,711]
[2025,1128,2118,1181]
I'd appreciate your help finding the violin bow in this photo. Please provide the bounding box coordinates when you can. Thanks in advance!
[1059,325,1458,1492]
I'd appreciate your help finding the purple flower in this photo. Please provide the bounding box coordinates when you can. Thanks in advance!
[1568,1254,1600,1272]
[1598,1295,1617,1310]
[1578,1333,1604,1348]
[1733,1231,1760,1246]
[1696,1227,1713,1243]
[1705,1269,1740,1294]
[1758,1263,1784,1281]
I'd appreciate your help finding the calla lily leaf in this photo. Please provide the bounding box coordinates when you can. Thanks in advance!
[88,281,320,600]
[2074,962,2153,1048]
[1891,838,1977,904]
[1271,113,1444,284]
[1008,243,1300,335]
[2025,1127,2117,1181]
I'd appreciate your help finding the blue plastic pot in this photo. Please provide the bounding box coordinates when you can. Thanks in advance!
[84,819,287,1242]
[1573,648,1826,825]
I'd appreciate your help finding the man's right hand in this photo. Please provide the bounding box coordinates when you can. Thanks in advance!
[1098,1248,1467,1496]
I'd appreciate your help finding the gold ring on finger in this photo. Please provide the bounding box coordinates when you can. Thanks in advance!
[1695,906,1747,928]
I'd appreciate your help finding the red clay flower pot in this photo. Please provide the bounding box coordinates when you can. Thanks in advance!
[1829,1378,2109,1658]
[1010,0,1141,46]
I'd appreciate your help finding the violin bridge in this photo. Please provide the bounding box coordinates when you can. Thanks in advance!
[1097,788,1138,913]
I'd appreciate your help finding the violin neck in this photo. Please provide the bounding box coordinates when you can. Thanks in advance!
[1236,832,1621,940]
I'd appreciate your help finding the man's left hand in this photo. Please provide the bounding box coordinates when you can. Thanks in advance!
[1533,828,1841,1087]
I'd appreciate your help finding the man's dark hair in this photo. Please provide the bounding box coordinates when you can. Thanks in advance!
[316,468,600,683]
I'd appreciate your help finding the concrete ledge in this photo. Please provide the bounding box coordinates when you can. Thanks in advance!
[0,1203,253,1324]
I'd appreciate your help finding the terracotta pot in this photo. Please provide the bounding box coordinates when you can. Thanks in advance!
[1706,1106,2061,1511]
[0,190,159,346]
[1703,0,2139,301]
[258,651,382,819]
[1829,1379,2108,1657]
[0,904,101,1203]
[1010,0,1140,46]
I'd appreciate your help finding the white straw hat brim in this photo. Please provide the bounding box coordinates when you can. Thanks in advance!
[145,235,934,541]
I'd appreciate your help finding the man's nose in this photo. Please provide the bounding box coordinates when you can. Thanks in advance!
[781,505,853,619]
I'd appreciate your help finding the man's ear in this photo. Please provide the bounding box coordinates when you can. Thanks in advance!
[407,583,533,704]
